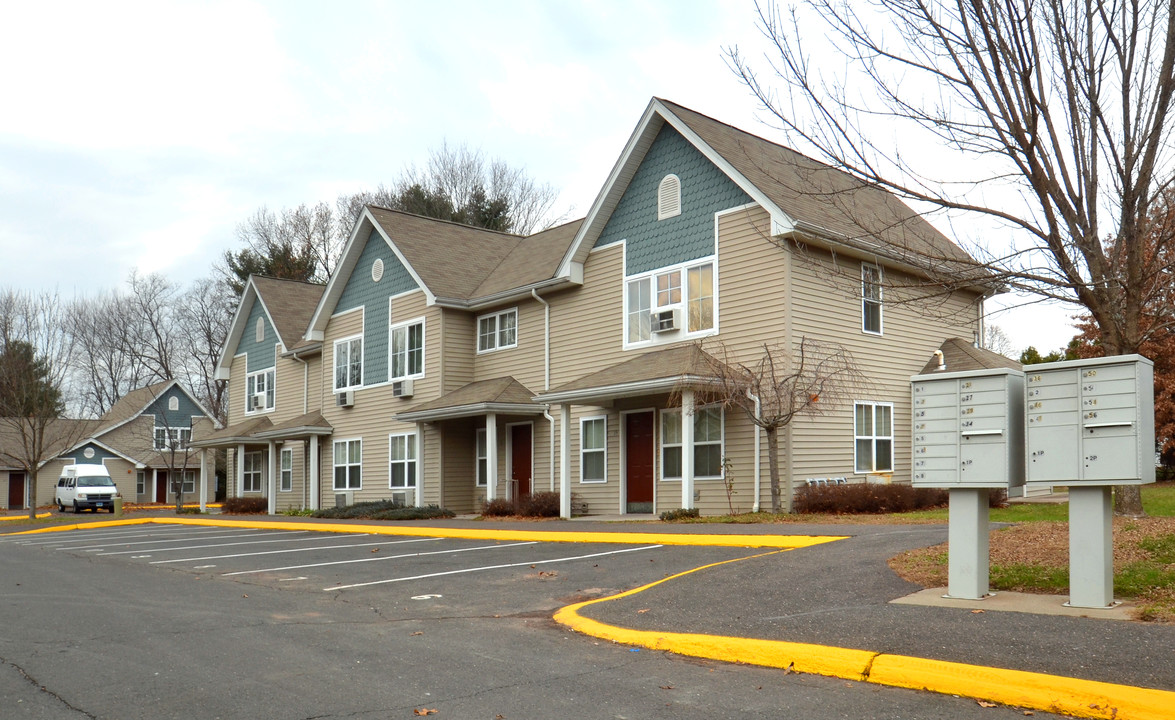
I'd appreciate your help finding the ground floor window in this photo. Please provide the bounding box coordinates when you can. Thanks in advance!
[389,433,417,489]
[475,429,488,487]
[854,402,894,473]
[280,448,293,492]
[333,439,362,490]
[136,471,146,495]
[660,406,724,479]
[243,451,264,493]
[580,416,606,483]
[181,470,196,495]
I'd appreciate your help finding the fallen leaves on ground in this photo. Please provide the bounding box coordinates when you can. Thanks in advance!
[413,709,437,716]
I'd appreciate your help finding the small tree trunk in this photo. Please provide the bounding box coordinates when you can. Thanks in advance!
[26,469,37,520]
[1114,486,1145,517]
[765,426,782,514]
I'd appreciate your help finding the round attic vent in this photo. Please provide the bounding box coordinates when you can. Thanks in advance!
[83,447,95,459]
[372,258,384,282]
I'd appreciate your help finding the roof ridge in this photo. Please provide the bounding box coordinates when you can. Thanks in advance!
[252,275,326,288]
[367,204,525,239]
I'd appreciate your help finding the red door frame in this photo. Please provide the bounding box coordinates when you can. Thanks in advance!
[508,422,533,499]
[623,410,655,510]
[156,471,168,504]
[8,472,25,509]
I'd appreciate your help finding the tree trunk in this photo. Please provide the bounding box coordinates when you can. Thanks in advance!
[26,468,37,520]
[1114,486,1145,517]
[765,426,782,514]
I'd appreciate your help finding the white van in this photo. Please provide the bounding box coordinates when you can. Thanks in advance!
[55,464,120,513]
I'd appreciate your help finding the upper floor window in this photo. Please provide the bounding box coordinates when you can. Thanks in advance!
[854,402,893,473]
[657,174,681,220]
[334,336,362,391]
[154,426,191,451]
[390,319,425,380]
[862,263,883,335]
[625,260,715,345]
[477,308,517,353]
[246,368,275,413]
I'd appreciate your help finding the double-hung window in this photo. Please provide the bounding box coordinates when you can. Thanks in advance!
[580,417,606,483]
[333,439,362,490]
[477,309,517,352]
[625,260,715,344]
[180,471,196,495]
[389,433,417,489]
[390,320,424,380]
[475,429,488,487]
[862,263,883,334]
[242,451,263,493]
[280,448,293,492]
[660,407,724,479]
[854,402,894,473]
[154,427,191,451]
[334,337,363,391]
[246,368,275,412]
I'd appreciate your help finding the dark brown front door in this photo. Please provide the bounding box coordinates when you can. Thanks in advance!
[625,411,655,513]
[8,473,25,509]
[510,424,532,498]
[156,472,168,503]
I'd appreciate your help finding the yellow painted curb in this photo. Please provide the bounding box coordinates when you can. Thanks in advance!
[554,550,1175,720]
[1,516,844,549]
[0,512,51,522]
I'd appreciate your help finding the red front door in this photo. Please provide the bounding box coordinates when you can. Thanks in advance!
[510,424,532,498]
[625,411,655,512]
[8,472,25,509]
[156,472,168,503]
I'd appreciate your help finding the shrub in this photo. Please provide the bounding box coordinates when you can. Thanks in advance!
[989,489,1009,509]
[660,507,700,521]
[311,499,453,520]
[794,483,948,514]
[281,508,315,517]
[222,497,269,514]
[481,498,517,517]
[518,492,561,517]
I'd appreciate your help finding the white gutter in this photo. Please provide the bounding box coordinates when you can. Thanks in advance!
[290,354,310,415]
[748,390,761,513]
[532,288,557,492]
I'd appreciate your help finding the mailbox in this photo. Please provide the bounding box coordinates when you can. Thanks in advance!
[910,368,1025,489]
[1025,355,1154,485]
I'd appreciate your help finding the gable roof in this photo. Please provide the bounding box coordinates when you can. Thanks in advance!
[919,338,1021,374]
[90,379,216,439]
[395,376,544,422]
[560,97,979,282]
[535,345,721,404]
[218,276,326,378]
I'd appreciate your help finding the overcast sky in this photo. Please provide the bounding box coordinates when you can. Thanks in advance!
[0,0,1078,354]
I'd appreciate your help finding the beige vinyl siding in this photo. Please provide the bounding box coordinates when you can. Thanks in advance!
[441,419,477,513]
[473,300,546,392]
[787,247,980,494]
[35,457,137,509]
[227,354,248,426]
[440,309,475,393]
[275,355,306,416]
[549,244,626,387]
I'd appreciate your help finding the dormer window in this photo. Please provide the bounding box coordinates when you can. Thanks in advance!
[657,174,681,220]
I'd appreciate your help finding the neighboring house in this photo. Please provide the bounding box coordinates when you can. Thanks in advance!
[203,97,1000,517]
[1,380,217,510]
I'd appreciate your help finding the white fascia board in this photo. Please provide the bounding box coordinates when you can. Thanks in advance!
[395,402,546,423]
[368,214,436,306]
[217,281,259,379]
[251,288,288,355]
[534,375,717,405]
[62,436,140,465]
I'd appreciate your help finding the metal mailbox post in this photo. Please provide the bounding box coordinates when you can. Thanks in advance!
[911,368,1025,599]
[1025,355,1155,608]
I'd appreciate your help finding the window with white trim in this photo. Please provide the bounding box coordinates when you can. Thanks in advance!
[153,426,191,451]
[280,448,293,492]
[660,406,724,479]
[334,336,362,391]
[475,428,488,487]
[333,439,362,490]
[625,260,715,344]
[242,451,264,493]
[657,174,681,220]
[180,470,196,495]
[390,319,424,380]
[246,368,275,412]
[580,416,606,483]
[136,471,146,495]
[389,433,417,489]
[477,309,517,352]
[854,402,894,473]
[862,263,883,334]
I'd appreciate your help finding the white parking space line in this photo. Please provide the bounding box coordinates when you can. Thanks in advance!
[95,532,371,556]
[328,544,664,591]
[148,536,441,564]
[69,531,314,552]
[222,541,539,576]
[9,526,240,546]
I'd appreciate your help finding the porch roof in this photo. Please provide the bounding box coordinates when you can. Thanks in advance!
[252,411,333,440]
[534,345,721,405]
[189,416,273,448]
[395,377,545,423]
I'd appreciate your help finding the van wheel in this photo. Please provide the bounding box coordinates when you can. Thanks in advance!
[57,501,63,512]
[72,501,79,514]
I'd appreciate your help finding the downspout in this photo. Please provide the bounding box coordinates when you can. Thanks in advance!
[532,289,556,492]
[748,390,761,513]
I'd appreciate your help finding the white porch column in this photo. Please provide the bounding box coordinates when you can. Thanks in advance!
[152,469,159,503]
[267,441,277,515]
[486,413,498,501]
[236,444,245,498]
[415,423,426,507]
[681,389,695,510]
[199,449,209,512]
[559,404,571,519]
[309,436,320,511]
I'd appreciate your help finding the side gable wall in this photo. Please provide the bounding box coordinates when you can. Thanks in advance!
[240,299,279,373]
[144,388,206,428]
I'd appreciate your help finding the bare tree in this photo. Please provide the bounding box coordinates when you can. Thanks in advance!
[983,323,1016,359]
[124,271,181,383]
[176,277,233,425]
[694,337,868,513]
[68,291,149,417]
[729,0,1175,514]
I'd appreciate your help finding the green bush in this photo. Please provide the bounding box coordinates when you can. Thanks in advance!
[280,508,315,517]
[795,483,948,514]
[222,497,269,514]
[312,500,453,520]
[660,507,700,521]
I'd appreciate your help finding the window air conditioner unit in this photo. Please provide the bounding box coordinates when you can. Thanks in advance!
[392,379,414,398]
[651,308,679,333]
[336,390,354,408]
[334,491,352,508]
[251,392,266,410]
[390,490,409,507]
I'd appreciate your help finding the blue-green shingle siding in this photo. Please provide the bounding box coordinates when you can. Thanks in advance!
[595,125,752,275]
[336,230,418,387]
[239,299,278,373]
[145,388,206,427]
[65,443,121,464]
